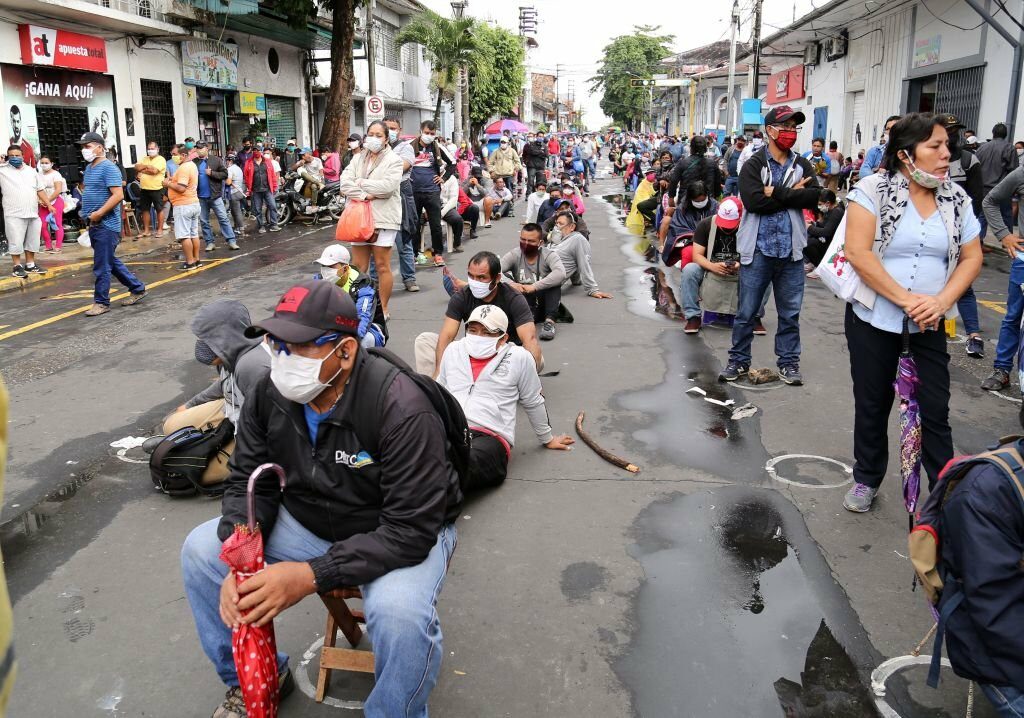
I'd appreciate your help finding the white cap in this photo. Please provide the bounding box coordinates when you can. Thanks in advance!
[314,244,351,266]
[965,136,979,145]
[467,305,508,334]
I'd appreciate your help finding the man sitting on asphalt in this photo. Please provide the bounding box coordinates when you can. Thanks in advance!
[549,212,611,299]
[536,182,564,226]
[501,223,567,342]
[415,250,542,376]
[542,199,591,239]
[181,280,461,718]
[525,178,549,224]
[462,168,495,228]
[680,197,743,335]
[437,305,574,493]
[487,177,514,221]
[313,244,388,348]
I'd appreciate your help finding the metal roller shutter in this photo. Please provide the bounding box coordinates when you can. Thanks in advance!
[266,96,297,147]
[934,66,984,134]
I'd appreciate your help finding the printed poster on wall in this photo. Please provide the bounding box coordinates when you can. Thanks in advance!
[913,36,941,69]
[0,63,116,167]
[181,39,238,90]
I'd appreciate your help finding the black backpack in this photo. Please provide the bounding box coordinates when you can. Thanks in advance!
[350,348,472,491]
[149,420,234,497]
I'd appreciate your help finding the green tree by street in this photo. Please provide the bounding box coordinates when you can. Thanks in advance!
[589,26,674,131]
[468,23,526,137]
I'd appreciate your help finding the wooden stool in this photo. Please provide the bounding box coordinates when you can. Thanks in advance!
[315,587,374,702]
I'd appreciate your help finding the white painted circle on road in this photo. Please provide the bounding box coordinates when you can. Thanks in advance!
[870,653,953,718]
[294,634,367,710]
[993,390,1023,405]
[765,454,853,489]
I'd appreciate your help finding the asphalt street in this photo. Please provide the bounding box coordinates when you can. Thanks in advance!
[0,166,1017,717]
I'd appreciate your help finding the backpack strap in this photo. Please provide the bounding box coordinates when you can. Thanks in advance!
[346,351,400,459]
[928,575,965,688]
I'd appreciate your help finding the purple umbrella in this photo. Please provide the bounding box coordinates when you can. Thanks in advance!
[484,118,529,135]
[894,316,922,524]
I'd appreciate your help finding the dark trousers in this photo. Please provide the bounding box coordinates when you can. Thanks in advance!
[442,208,463,248]
[803,237,829,266]
[527,285,561,322]
[845,304,953,491]
[526,167,546,194]
[413,191,443,255]
[636,196,658,223]
[463,431,510,493]
[460,204,480,233]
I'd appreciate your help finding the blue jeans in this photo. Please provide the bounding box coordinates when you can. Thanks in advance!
[724,177,739,197]
[181,507,457,717]
[994,257,1024,370]
[957,284,981,335]
[981,684,1024,717]
[199,197,236,244]
[729,250,805,367]
[90,225,145,306]
[251,191,278,228]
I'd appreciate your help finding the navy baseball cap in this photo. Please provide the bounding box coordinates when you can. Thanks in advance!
[245,280,359,343]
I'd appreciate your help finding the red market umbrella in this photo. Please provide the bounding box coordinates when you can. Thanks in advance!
[484,118,529,135]
[894,317,922,528]
[219,463,286,718]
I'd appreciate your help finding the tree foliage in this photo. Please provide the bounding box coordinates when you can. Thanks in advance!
[588,26,674,131]
[396,10,482,123]
[468,23,525,131]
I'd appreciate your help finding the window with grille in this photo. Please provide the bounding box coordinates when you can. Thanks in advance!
[374,21,400,71]
[402,43,418,77]
[140,79,176,157]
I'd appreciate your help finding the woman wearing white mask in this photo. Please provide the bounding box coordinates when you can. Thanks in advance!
[37,155,66,253]
[659,180,718,249]
[436,305,574,492]
[339,120,404,317]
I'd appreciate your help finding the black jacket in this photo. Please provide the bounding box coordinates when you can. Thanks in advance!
[941,461,1024,690]
[522,140,548,170]
[218,351,462,591]
[409,139,456,182]
[737,148,822,216]
[193,155,230,197]
[807,204,845,245]
[668,154,721,204]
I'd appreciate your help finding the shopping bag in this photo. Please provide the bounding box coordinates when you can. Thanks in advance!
[77,228,91,248]
[814,214,876,307]
[335,198,376,243]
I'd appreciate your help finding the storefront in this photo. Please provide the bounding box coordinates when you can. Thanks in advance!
[2,25,117,180]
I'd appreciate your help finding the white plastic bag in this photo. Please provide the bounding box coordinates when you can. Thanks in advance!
[77,228,91,248]
[815,214,876,308]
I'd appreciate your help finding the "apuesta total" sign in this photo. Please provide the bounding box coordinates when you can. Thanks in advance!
[18,25,108,73]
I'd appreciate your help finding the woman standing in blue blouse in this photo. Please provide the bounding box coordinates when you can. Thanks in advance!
[841,113,983,513]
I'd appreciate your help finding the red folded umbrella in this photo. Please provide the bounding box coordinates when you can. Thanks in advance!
[219,463,286,718]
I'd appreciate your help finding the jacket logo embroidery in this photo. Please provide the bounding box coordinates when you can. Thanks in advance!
[335,449,374,468]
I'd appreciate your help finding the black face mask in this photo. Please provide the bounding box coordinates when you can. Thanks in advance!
[520,241,540,258]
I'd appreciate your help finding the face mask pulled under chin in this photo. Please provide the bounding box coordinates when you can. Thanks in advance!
[906,157,948,189]
[269,339,345,404]
[468,278,493,299]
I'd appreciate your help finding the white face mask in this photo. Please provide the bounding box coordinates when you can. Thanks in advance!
[420,133,435,145]
[39,162,52,171]
[320,266,339,281]
[348,140,360,150]
[692,198,709,209]
[82,148,96,162]
[465,333,501,360]
[364,136,384,153]
[468,278,494,299]
[752,138,764,149]
[269,339,345,404]
[147,148,158,157]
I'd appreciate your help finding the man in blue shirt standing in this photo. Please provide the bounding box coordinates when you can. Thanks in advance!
[194,142,238,252]
[77,132,146,317]
[719,106,822,386]
[862,115,901,175]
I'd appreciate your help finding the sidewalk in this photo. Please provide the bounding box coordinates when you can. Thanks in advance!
[0,231,176,295]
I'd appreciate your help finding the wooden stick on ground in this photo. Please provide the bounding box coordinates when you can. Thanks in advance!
[575,411,640,474]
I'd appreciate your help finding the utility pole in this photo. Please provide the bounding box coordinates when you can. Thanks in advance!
[725,0,740,135]
[451,1,467,143]
[365,0,376,96]
[750,0,764,100]
[554,63,561,132]
[518,6,537,128]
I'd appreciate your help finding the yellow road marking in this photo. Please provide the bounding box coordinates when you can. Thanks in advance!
[0,258,236,342]
[43,290,95,300]
[979,299,1008,315]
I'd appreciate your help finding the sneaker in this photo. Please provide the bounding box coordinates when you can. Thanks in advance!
[843,483,878,513]
[25,264,47,274]
[11,264,27,278]
[433,255,446,267]
[753,320,768,336]
[779,365,803,386]
[83,303,110,317]
[981,369,1010,391]
[451,246,464,254]
[684,317,701,334]
[191,261,202,270]
[483,222,492,228]
[205,243,216,252]
[470,232,479,239]
[178,262,196,272]
[718,361,749,382]
[539,319,556,341]
[415,253,430,266]
[268,225,281,232]
[211,687,245,718]
[228,242,241,251]
[121,290,146,306]
[404,279,420,293]
[257,227,267,234]
[966,336,984,358]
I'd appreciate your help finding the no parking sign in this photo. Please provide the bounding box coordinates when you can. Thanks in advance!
[365,95,384,122]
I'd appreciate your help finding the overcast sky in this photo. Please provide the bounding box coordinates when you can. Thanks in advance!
[420,0,817,128]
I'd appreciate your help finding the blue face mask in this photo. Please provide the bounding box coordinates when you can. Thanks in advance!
[7,157,23,168]
[184,141,195,150]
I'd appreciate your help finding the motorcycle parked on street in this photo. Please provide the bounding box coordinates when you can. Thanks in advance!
[274,172,344,227]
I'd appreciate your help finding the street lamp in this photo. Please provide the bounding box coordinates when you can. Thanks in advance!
[450,1,466,18]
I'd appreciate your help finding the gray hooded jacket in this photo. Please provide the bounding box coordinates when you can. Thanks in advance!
[185,300,271,426]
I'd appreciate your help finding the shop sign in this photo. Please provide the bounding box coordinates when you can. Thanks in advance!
[913,36,941,69]
[766,65,805,104]
[0,63,118,167]
[18,25,108,73]
[239,91,266,115]
[182,39,238,90]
